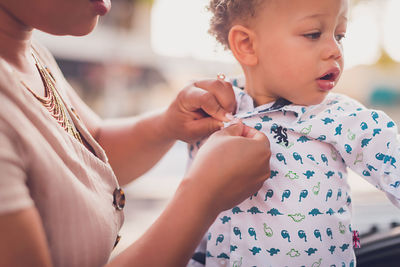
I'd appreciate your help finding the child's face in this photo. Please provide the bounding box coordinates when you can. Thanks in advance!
[252,0,348,105]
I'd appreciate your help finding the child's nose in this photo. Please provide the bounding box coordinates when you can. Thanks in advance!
[322,36,343,61]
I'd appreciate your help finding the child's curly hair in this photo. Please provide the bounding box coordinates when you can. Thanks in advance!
[208,0,264,50]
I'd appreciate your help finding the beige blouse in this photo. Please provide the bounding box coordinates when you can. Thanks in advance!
[0,42,124,267]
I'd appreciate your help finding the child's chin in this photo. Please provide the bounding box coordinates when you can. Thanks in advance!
[293,95,327,106]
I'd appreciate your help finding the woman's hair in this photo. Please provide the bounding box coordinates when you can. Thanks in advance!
[208,0,264,50]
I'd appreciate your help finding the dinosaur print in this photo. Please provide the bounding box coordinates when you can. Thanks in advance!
[373,128,382,136]
[220,216,231,224]
[265,189,274,201]
[322,117,335,124]
[375,152,397,168]
[337,189,342,200]
[345,144,352,154]
[360,121,368,130]
[249,247,261,255]
[326,189,333,201]
[217,253,229,259]
[266,248,280,256]
[281,189,291,202]
[347,129,356,140]
[327,228,333,239]
[309,208,323,216]
[286,248,300,257]
[263,223,273,237]
[340,243,350,252]
[216,234,224,246]
[281,230,291,242]
[313,182,321,195]
[285,171,299,180]
[233,227,242,239]
[267,208,283,216]
[312,258,322,267]
[321,154,328,165]
[325,171,335,179]
[232,207,244,214]
[335,124,343,135]
[301,125,312,135]
[248,228,257,240]
[298,136,311,143]
[293,152,304,164]
[326,208,335,215]
[298,230,307,242]
[232,257,242,267]
[371,111,379,123]
[304,170,315,179]
[361,138,371,148]
[270,170,279,178]
[299,190,308,202]
[328,245,336,254]
[305,248,318,256]
[314,229,322,241]
[276,153,287,165]
[288,213,305,222]
[247,207,263,214]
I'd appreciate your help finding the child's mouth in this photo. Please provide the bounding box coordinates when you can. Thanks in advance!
[317,68,340,91]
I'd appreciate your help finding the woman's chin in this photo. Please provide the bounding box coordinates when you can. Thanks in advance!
[41,18,99,36]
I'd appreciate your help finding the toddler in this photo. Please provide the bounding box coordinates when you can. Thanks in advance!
[188,0,400,266]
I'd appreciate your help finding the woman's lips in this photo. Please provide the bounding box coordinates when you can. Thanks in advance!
[90,0,111,16]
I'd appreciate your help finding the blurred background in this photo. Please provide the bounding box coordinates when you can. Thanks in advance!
[34,0,400,256]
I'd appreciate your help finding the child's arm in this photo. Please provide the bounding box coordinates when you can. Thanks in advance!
[330,102,400,207]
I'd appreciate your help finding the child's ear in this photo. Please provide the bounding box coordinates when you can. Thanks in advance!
[228,25,258,66]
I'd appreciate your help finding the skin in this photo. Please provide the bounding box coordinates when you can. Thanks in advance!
[0,0,272,266]
[228,0,348,106]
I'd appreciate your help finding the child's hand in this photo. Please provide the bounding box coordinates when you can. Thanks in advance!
[184,120,271,214]
[161,79,236,143]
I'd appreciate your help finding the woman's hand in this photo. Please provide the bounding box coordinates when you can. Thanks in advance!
[184,120,271,214]
[161,79,236,143]
[109,121,271,267]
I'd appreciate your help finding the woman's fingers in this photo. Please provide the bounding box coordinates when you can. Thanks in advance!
[193,79,236,117]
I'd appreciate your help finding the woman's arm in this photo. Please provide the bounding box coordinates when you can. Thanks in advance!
[0,208,53,267]
[67,79,236,185]
[108,122,271,266]
[0,122,270,267]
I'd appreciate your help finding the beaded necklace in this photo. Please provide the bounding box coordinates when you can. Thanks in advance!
[21,50,83,144]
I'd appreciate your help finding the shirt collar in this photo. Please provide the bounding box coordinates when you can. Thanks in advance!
[233,87,306,119]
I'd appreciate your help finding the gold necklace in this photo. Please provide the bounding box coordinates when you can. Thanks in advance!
[21,50,83,144]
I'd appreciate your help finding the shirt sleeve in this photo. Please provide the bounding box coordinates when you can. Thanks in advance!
[0,122,33,214]
[331,105,400,208]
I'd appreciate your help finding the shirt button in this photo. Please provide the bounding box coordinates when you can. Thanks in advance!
[113,234,121,249]
[113,187,125,211]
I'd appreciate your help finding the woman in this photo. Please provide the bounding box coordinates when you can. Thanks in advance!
[0,0,271,266]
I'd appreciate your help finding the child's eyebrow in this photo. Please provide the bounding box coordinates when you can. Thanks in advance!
[297,13,348,22]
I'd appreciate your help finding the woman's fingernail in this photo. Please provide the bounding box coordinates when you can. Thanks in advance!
[230,118,241,125]
[225,113,234,121]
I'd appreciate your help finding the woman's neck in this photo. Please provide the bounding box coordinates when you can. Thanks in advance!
[0,4,34,72]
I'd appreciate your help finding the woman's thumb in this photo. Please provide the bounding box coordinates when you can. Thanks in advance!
[220,120,244,136]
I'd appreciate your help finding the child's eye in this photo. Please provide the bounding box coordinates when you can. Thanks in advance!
[303,32,321,40]
[335,34,346,42]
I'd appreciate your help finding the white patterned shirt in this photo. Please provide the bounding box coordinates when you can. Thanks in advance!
[188,87,400,267]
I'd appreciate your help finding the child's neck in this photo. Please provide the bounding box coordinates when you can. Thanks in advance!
[244,74,278,107]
